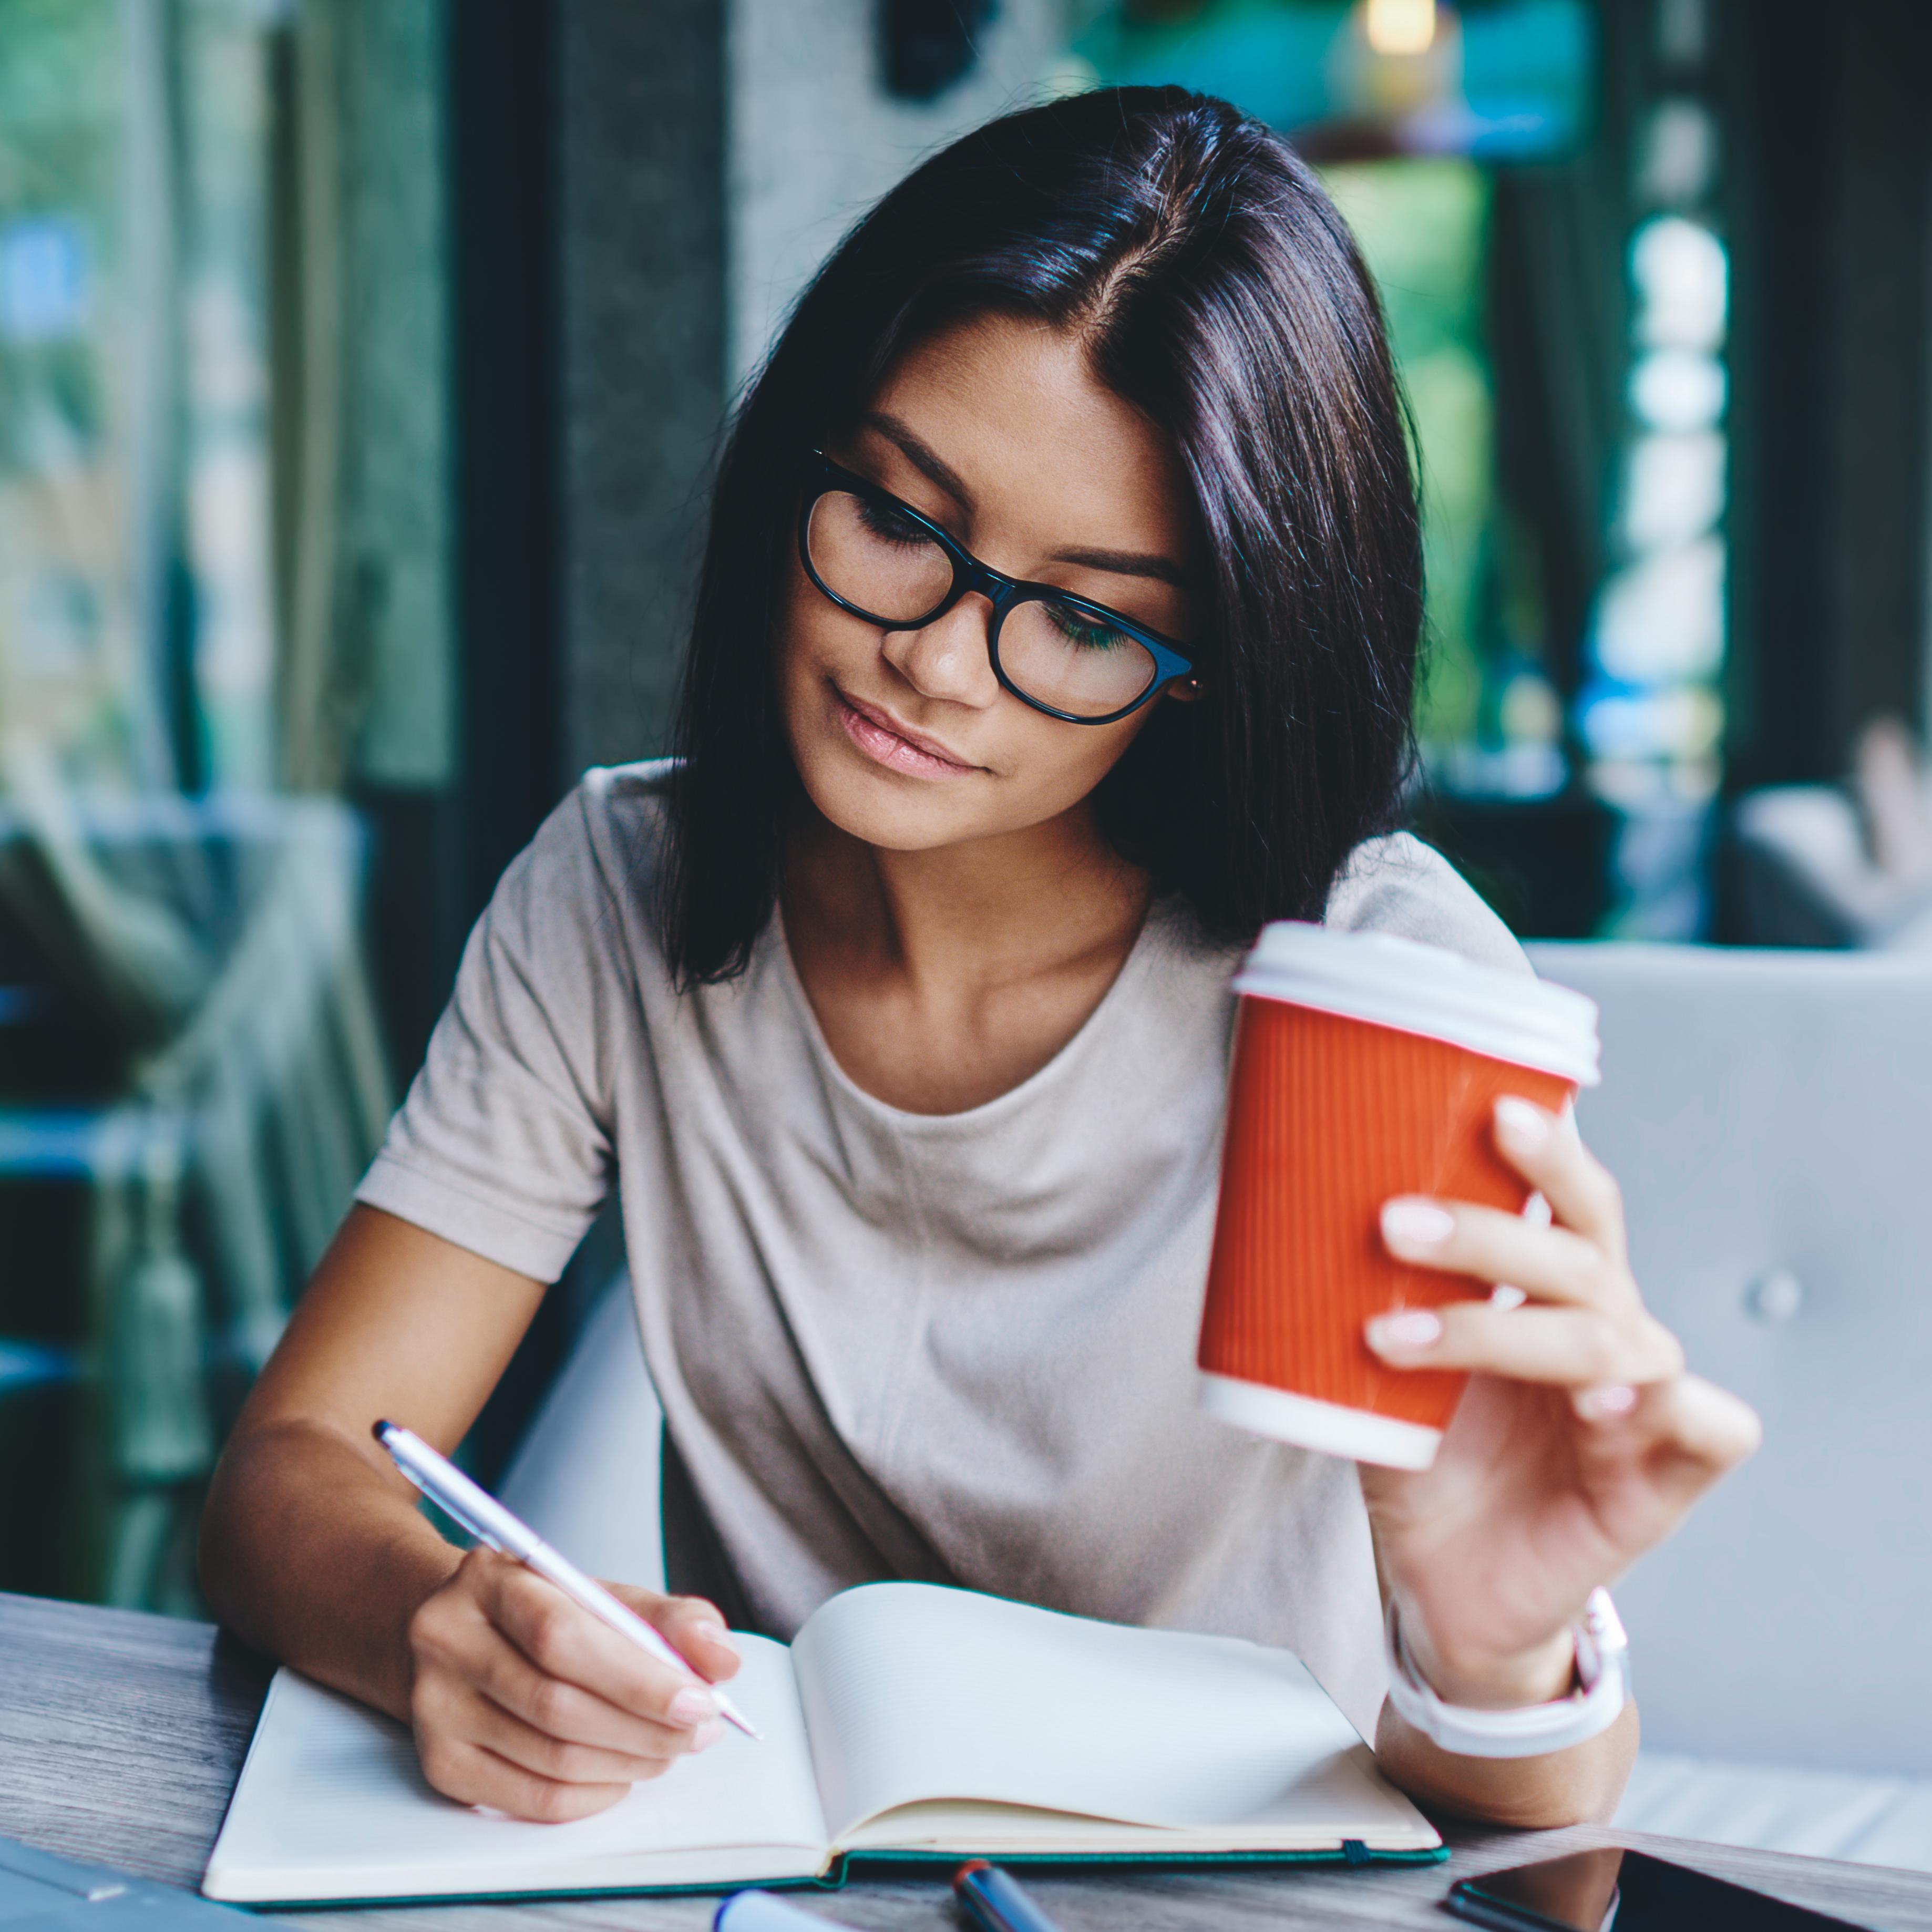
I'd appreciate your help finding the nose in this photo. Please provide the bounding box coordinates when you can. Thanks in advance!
[880,593,1003,708]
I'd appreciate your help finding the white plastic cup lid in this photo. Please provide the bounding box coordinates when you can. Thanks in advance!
[1233,921,1600,1085]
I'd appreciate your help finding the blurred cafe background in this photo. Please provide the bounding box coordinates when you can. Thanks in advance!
[6,0,1932,1854]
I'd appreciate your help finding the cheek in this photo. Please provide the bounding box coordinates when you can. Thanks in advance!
[1042,715,1145,804]
[778,556,873,700]
[776,571,838,740]
[989,705,1147,823]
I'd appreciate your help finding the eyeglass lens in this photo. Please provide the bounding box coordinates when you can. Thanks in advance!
[805,487,1163,720]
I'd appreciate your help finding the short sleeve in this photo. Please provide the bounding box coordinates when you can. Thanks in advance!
[354,778,642,1281]
[1323,832,1530,975]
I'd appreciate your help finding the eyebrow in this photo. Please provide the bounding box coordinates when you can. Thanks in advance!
[858,410,1192,593]
[861,412,976,511]
[1049,543,1190,592]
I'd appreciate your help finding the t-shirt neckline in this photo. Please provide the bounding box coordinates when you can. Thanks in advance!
[768,900,1167,1131]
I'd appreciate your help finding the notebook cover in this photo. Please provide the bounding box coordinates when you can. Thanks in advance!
[218,1841,1448,1910]
[837,1844,1450,1880]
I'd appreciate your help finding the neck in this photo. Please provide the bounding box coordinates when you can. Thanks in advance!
[782,800,1150,999]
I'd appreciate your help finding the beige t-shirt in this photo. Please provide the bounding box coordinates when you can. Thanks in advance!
[356,761,1527,1735]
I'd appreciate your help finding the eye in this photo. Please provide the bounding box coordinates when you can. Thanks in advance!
[855,496,938,549]
[1042,599,1134,652]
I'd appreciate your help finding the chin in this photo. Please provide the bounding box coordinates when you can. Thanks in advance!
[794,739,989,852]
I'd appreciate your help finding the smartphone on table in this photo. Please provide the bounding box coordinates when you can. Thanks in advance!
[1446,1846,1869,1931]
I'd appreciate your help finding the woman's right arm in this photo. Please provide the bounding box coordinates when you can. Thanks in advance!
[199,1203,741,1822]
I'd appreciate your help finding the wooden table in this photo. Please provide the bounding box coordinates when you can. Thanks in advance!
[5,1590,1930,1932]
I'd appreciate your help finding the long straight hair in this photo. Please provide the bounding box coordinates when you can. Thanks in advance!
[662,86,1420,983]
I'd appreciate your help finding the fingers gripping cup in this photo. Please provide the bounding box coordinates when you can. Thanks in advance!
[1198,923,1601,1471]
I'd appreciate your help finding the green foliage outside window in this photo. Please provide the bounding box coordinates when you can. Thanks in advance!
[0,0,132,786]
[1321,157,1496,751]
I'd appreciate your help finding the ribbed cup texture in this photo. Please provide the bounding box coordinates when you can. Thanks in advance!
[1200,1000,1577,1430]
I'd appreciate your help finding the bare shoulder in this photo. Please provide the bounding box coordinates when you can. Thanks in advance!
[1323,831,1529,975]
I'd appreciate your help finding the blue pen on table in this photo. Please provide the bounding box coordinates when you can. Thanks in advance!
[372,1419,760,1740]
[953,1861,1067,1932]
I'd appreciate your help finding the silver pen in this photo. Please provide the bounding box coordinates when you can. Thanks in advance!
[374,1419,760,1740]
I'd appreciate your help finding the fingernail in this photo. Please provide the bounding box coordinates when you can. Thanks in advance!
[668,1688,719,1727]
[1495,1097,1550,1153]
[1381,1198,1455,1250]
[1575,1383,1639,1421]
[1368,1308,1443,1352]
[692,1619,739,1659]
[1489,1283,1527,1311]
[691,1719,728,1753]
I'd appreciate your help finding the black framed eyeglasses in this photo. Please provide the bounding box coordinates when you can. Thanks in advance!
[798,450,1196,725]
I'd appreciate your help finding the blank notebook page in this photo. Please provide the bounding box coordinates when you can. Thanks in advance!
[207,1635,826,1896]
[792,1583,1418,1845]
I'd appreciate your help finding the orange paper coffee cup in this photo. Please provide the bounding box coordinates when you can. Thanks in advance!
[1198,922,1600,1470]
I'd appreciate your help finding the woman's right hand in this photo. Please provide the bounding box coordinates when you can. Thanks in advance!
[405,1546,744,1821]
[200,1209,745,1824]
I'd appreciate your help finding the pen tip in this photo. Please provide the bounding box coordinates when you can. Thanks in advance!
[372,1419,394,1444]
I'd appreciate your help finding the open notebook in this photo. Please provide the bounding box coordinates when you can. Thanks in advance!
[203,1582,1442,1905]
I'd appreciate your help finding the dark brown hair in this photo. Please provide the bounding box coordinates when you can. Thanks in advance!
[663,85,1419,982]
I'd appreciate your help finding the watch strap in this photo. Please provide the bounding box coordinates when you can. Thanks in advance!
[1383,1587,1631,1760]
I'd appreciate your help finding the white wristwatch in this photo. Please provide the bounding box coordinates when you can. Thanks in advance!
[1383,1588,1631,1759]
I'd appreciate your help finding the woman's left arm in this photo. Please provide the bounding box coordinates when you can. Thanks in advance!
[1360,1095,1762,1828]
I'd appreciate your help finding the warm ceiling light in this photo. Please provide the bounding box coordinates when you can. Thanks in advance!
[1363,0,1437,56]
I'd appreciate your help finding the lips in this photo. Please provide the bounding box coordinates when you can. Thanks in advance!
[834,689,981,779]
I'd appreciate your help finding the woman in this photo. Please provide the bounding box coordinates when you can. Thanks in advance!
[201,87,1758,1832]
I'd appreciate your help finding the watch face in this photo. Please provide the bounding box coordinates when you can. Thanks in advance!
[1451,1850,1863,1932]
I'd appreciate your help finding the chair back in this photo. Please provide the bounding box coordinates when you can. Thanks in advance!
[499,1276,665,1590]
[1528,941,1932,1776]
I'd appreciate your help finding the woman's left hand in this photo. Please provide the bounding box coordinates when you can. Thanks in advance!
[1358,1095,1762,1712]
